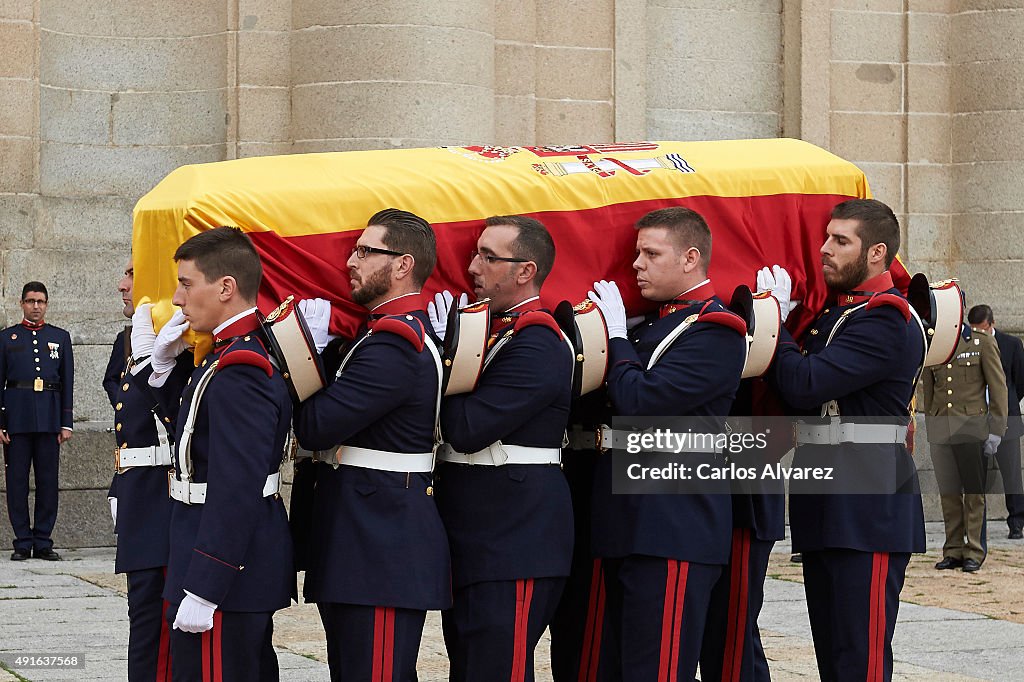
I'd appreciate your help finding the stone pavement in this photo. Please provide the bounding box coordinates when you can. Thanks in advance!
[0,522,1022,681]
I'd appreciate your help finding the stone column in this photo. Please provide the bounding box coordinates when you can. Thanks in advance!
[950,1,1024,330]
[290,0,495,152]
[533,0,614,144]
[644,0,783,141]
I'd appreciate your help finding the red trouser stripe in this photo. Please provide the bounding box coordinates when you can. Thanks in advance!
[372,607,386,682]
[382,608,395,682]
[867,553,889,682]
[578,559,605,682]
[212,611,223,682]
[156,599,172,681]
[511,579,535,682]
[668,562,689,682]
[201,626,211,682]
[722,528,752,682]
[658,559,689,682]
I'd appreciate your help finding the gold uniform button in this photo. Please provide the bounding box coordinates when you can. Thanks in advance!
[946,364,952,369]
[116,423,122,432]
[810,329,819,335]
[823,308,830,314]
[947,389,953,395]
[164,417,171,423]
[122,442,128,448]
[406,315,414,320]
[947,377,952,382]
[122,382,130,391]
[244,335,251,341]
[947,402,953,408]
[425,486,433,496]
[966,362,971,366]
[116,402,123,410]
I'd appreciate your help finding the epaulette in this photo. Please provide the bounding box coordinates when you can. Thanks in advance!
[371,315,426,352]
[513,310,563,337]
[696,307,747,336]
[865,293,911,321]
[217,347,273,378]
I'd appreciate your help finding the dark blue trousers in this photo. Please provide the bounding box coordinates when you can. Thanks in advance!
[549,450,596,682]
[597,555,722,682]
[127,567,171,681]
[802,549,910,682]
[994,435,1024,531]
[168,609,277,682]
[3,432,59,553]
[317,602,426,682]
[700,529,775,682]
[443,577,565,682]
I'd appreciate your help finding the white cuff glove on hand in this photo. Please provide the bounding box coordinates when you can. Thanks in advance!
[984,433,1002,456]
[297,298,332,353]
[173,591,218,633]
[130,303,157,360]
[427,291,468,341]
[588,280,628,340]
[109,497,117,526]
[152,309,189,374]
[756,265,796,323]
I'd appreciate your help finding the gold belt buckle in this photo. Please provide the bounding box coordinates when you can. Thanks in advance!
[595,426,608,453]
[114,447,121,470]
[33,378,44,392]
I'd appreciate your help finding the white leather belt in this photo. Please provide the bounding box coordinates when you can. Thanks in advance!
[566,425,723,453]
[313,446,434,473]
[116,443,172,469]
[168,471,281,505]
[437,442,561,466]
[795,421,908,446]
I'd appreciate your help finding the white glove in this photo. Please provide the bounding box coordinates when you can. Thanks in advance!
[130,303,156,360]
[756,265,796,322]
[297,298,331,353]
[152,309,189,374]
[109,497,117,526]
[172,591,218,633]
[426,291,468,341]
[588,280,628,340]
[984,433,1002,456]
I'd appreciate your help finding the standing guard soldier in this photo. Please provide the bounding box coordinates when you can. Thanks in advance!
[1,281,73,562]
[292,209,451,682]
[431,215,574,682]
[138,227,294,681]
[923,315,1007,572]
[968,304,1024,539]
[760,199,926,682]
[103,258,192,681]
[585,207,747,681]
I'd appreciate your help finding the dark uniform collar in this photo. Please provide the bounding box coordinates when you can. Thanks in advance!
[213,310,261,348]
[367,292,424,327]
[660,280,715,318]
[491,296,542,333]
[836,271,895,306]
[20,319,45,331]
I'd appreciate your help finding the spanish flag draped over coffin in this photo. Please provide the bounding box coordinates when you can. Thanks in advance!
[133,138,906,341]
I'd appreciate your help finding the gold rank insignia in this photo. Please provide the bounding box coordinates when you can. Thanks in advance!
[844,295,855,304]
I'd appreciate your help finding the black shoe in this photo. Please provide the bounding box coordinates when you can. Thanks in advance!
[10,550,30,561]
[934,556,963,570]
[33,548,61,561]
[1009,528,1023,540]
[790,553,803,563]
[962,558,982,573]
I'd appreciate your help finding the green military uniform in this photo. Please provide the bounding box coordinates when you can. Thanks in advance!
[922,327,1008,565]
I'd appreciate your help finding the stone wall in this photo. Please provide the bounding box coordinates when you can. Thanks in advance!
[1,0,1023,545]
